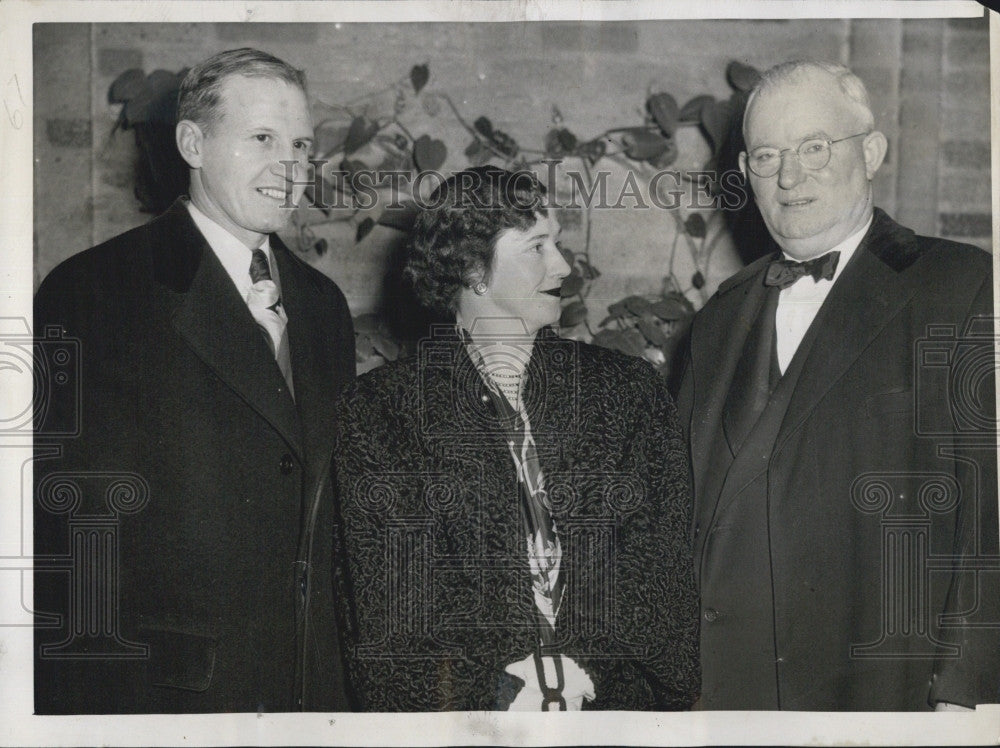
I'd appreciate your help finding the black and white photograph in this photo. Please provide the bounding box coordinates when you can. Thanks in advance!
[1,0,998,745]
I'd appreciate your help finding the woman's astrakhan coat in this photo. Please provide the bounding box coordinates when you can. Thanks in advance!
[331,328,700,711]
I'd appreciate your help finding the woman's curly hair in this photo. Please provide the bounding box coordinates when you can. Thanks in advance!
[405,166,548,315]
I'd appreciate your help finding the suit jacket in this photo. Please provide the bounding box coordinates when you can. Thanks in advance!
[677,208,999,710]
[331,329,700,711]
[33,199,356,713]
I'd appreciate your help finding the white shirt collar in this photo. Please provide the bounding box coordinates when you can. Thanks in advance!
[781,213,873,285]
[185,199,276,300]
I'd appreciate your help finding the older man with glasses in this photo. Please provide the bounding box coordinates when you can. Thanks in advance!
[677,60,998,711]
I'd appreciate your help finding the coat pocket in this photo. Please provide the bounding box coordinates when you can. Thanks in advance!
[865,388,913,418]
[140,626,217,692]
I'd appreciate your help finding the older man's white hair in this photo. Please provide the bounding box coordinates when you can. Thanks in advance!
[743,60,876,138]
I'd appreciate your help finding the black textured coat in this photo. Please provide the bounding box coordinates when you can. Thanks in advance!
[332,328,700,711]
[677,209,999,710]
[33,200,356,713]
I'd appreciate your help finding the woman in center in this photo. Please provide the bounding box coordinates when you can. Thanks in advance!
[332,167,699,711]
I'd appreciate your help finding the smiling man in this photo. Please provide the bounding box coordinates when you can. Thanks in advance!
[677,60,998,710]
[33,48,356,712]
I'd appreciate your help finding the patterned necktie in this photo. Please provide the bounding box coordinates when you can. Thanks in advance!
[247,248,294,399]
[764,250,840,290]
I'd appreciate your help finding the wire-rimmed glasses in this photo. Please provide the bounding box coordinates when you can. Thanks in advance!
[744,132,870,178]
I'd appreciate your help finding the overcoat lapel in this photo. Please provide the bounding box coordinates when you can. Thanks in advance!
[272,241,341,477]
[702,210,920,516]
[774,211,920,453]
[688,256,775,538]
[151,200,304,460]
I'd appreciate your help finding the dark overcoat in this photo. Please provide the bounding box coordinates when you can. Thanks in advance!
[331,329,700,711]
[33,199,356,713]
[677,209,999,710]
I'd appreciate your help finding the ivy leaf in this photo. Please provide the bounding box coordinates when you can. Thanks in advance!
[108,68,145,104]
[413,134,447,171]
[647,139,678,168]
[353,313,380,334]
[578,139,607,167]
[577,258,600,280]
[700,99,732,152]
[679,95,715,123]
[560,300,588,328]
[378,201,419,233]
[371,331,400,361]
[344,116,379,154]
[603,300,630,323]
[620,128,670,161]
[647,92,679,136]
[488,128,519,159]
[410,64,430,94]
[314,122,349,158]
[594,328,648,357]
[354,333,375,361]
[618,328,649,358]
[123,69,182,126]
[692,271,706,290]
[650,296,689,321]
[560,272,584,297]
[464,139,493,166]
[355,217,376,243]
[473,116,494,138]
[545,128,578,157]
[558,128,578,152]
[727,60,761,92]
[637,317,669,347]
[591,329,620,350]
[623,295,652,316]
[685,213,707,238]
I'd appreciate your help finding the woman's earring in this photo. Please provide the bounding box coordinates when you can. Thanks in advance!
[473,282,488,295]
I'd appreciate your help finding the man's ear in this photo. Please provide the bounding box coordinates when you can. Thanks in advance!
[738,151,748,180]
[861,130,888,180]
[176,120,205,169]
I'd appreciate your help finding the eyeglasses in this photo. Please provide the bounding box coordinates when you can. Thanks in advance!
[744,132,870,178]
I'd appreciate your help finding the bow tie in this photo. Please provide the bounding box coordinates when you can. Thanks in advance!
[764,251,840,290]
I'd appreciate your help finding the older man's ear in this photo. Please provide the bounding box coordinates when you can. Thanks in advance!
[862,130,888,180]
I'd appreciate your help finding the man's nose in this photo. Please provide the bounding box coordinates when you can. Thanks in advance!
[271,146,306,179]
[776,150,806,189]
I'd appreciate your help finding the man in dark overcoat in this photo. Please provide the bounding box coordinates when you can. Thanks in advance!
[677,60,998,710]
[33,48,355,712]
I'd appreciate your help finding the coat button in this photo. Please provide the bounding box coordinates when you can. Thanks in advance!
[279,454,295,474]
[703,607,719,622]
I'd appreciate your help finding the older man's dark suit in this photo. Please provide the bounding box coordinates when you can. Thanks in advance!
[677,209,998,710]
[33,199,356,712]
